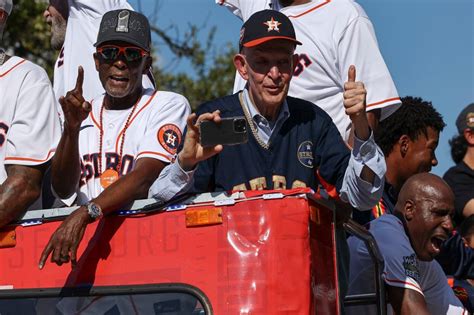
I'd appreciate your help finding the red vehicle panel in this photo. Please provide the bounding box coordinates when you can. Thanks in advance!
[0,189,339,314]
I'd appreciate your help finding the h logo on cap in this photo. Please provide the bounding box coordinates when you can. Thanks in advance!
[264,17,282,32]
[116,10,130,33]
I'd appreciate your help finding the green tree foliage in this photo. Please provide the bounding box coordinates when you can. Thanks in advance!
[152,24,237,109]
[2,0,236,109]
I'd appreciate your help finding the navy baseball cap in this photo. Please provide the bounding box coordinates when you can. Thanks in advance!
[0,0,13,15]
[456,103,474,133]
[95,9,151,51]
[239,10,302,51]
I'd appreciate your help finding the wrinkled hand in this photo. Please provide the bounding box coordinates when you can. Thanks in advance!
[178,111,223,171]
[343,65,370,140]
[38,206,92,269]
[60,66,92,132]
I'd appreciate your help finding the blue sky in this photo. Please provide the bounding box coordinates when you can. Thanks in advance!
[130,0,474,176]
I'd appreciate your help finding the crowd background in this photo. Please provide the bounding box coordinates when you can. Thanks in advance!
[2,0,473,174]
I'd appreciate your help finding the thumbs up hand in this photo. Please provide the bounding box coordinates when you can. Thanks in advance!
[343,65,370,141]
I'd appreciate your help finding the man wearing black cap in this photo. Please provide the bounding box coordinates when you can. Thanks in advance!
[39,9,190,269]
[149,10,386,303]
[43,0,154,123]
[0,0,61,227]
[444,103,474,225]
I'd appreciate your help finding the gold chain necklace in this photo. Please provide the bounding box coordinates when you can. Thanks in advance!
[238,92,270,150]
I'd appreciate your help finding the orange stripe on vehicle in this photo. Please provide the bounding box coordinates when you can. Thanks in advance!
[5,149,55,163]
[367,97,401,108]
[136,151,171,161]
[115,91,158,152]
[287,0,331,18]
[0,59,27,77]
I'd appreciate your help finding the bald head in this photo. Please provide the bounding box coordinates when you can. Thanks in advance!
[396,173,455,261]
[396,173,454,213]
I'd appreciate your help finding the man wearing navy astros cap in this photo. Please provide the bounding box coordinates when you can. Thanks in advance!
[151,9,387,306]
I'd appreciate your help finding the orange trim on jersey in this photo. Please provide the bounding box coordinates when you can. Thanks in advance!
[136,151,171,161]
[0,59,27,78]
[384,277,423,294]
[114,91,158,152]
[5,149,55,163]
[286,0,331,19]
[367,97,401,108]
[316,169,339,200]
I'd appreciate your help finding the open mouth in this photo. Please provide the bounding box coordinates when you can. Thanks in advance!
[430,235,447,254]
[109,76,129,83]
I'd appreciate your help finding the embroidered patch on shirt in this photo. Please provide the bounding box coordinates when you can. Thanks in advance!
[157,124,182,154]
[297,141,314,168]
[403,254,420,282]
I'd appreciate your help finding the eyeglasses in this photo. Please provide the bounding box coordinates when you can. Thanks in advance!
[96,45,149,62]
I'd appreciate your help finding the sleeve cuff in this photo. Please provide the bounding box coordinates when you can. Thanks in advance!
[148,160,195,201]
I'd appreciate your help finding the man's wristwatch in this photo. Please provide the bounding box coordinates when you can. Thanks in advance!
[85,202,103,220]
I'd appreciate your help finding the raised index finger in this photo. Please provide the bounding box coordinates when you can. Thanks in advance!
[75,66,84,93]
[347,65,356,83]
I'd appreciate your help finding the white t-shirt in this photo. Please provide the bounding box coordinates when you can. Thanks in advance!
[72,89,190,205]
[347,215,467,315]
[53,0,154,104]
[217,0,400,140]
[0,56,61,209]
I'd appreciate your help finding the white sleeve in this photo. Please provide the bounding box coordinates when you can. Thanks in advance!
[69,0,132,19]
[216,0,273,21]
[5,68,61,166]
[148,160,195,201]
[338,14,400,120]
[339,132,385,210]
[136,92,191,163]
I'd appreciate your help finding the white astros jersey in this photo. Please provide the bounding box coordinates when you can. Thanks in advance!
[347,215,467,315]
[218,0,400,140]
[0,56,61,209]
[54,0,154,104]
[75,89,190,205]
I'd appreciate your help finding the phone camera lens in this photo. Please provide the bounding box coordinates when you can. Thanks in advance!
[233,119,247,133]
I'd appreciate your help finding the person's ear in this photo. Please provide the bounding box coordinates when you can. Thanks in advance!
[404,199,415,221]
[399,135,410,157]
[93,53,100,71]
[234,54,248,81]
[464,128,474,145]
[292,53,299,73]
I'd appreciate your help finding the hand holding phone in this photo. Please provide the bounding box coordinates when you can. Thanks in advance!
[199,117,248,147]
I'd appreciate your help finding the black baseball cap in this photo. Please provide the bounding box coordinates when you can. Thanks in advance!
[95,9,151,51]
[456,103,474,133]
[239,10,302,51]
